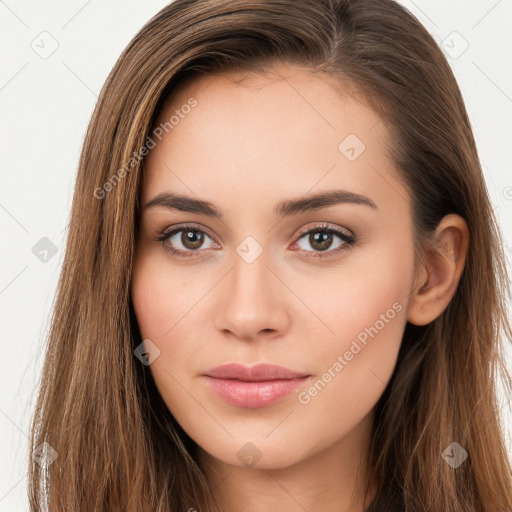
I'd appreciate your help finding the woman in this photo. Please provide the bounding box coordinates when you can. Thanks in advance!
[28,0,512,510]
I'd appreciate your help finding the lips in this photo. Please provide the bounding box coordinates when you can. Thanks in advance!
[204,362,309,381]
[202,363,311,408]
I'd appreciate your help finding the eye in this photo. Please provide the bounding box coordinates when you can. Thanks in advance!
[291,223,356,259]
[155,222,356,259]
[155,224,219,258]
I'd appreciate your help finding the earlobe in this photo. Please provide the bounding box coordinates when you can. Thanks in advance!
[407,214,469,326]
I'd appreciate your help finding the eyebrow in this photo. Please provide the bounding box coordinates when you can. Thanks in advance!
[144,189,377,218]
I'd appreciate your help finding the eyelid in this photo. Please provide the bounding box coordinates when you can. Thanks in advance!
[158,222,217,241]
[293,222,353,240]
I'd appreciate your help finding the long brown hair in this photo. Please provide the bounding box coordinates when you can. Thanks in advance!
[28,0,512,510]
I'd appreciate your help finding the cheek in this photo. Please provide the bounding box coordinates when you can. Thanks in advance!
[131,251,200,340]
[131,252,188,373]
[131,256,192,416]
[293,239,413,423]
[295,238,411,341]
[131,252,212,401]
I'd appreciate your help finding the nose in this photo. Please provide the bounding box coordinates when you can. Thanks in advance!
[214,250,290,341]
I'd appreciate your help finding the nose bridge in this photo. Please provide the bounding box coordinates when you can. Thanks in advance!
[214,239,289,339]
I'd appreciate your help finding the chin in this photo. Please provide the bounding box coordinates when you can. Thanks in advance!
[197,435,314,471]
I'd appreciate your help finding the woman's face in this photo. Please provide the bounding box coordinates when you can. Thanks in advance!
[131,64,417,471]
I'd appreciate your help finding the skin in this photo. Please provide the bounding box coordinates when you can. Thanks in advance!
[131,63,469,512]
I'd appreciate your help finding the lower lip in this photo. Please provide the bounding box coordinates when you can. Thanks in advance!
[203,376,310,408]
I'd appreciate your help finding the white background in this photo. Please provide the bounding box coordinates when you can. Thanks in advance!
[1,0,511,509]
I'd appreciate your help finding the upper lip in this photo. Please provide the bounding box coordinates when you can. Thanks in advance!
[203,363,310,382]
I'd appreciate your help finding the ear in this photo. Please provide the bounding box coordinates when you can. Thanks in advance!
[408,214,469,326]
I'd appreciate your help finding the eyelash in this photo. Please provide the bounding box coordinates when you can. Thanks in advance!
[154,222,357,260]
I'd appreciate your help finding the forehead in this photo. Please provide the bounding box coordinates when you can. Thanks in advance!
[141,64,409,218]
[157,65,377,136]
